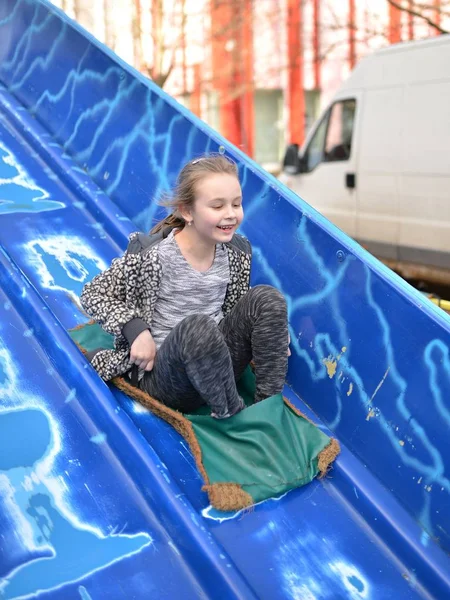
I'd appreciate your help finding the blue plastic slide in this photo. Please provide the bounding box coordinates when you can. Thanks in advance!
[1,1,450,598]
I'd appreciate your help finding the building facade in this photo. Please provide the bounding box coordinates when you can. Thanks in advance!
[54,0,449,169]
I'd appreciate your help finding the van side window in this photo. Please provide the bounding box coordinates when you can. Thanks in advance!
[303,98,356,172]
[324,99,356,162]
[305,114,328,172]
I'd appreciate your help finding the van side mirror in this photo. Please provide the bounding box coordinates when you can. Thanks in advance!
[282,144,306,174]
[283,144,300,174]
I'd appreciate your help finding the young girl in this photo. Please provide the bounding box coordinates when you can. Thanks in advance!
[80,154,289,418]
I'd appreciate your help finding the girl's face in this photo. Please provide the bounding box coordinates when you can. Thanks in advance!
[186,173,244,243]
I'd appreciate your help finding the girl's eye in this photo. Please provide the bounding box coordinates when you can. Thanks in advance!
[233,203,242,208]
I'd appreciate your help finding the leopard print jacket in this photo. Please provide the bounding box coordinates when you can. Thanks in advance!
[80,231,252,381]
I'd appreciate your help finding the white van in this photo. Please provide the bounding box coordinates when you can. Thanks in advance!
[281,36,450,284]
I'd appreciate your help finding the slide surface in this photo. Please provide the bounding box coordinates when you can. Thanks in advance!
[1,1,450,598]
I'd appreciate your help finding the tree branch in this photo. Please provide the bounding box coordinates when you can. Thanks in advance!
[386,0,449,34]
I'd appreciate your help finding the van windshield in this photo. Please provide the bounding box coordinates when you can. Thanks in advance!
[304,99,356,172]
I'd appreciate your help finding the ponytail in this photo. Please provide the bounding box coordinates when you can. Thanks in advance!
[150,211,185,234]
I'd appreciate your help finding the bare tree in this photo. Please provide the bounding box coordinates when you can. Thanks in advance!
[80,0,450,94]
[132,0,144,71]
[132,0,188,89]
[225,0,450,90]
[318,0,450,68]
[386,0,449,34]
[72,0,95,34]
[73,0,80,21]
[128,0,255,98]
[103,0,116,51]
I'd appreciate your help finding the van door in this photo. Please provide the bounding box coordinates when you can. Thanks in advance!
[355,86,404,263]
[286,96,360,238]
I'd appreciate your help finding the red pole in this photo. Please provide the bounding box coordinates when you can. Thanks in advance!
[348,0,356,70]
[210,0,242,148]
[287,0,304,146]
[388,2,402,44]
[408,0,414,40]
[313,0,321,89]
[241,0,254,157]
[433,0,441,34]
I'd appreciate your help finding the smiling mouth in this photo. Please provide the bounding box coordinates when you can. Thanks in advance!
[217,224,235,231]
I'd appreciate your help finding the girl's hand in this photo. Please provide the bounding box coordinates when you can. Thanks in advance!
[130,330,156,371]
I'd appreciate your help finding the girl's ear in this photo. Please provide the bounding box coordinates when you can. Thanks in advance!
[178,204,192,223]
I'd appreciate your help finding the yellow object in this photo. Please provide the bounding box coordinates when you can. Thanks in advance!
[426,295,450,313]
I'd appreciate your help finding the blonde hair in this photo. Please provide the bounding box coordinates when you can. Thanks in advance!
[151,154,239,234]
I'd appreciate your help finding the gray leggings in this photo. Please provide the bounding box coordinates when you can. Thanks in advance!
[139,285,289,418]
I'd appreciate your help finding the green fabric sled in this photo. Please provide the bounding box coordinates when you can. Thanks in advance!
[70,321,340,512]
